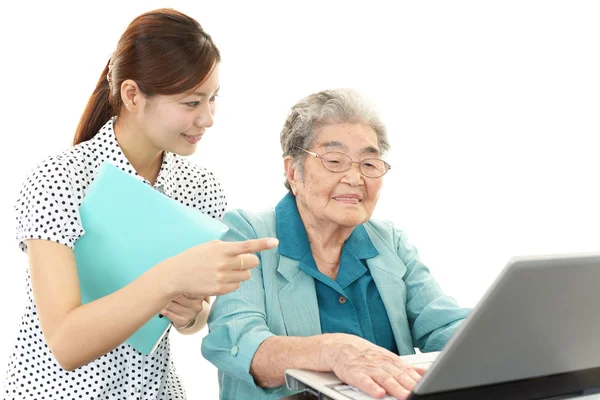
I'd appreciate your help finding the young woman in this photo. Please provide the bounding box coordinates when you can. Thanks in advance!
[3,8,276,400]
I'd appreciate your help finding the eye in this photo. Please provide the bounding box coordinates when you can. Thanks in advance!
[185,101,200,108]
[362,160,386,172]
[362,162,377,169]
[209,94,219,102]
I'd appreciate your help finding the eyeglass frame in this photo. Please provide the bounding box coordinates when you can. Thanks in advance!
[295,146,391,178]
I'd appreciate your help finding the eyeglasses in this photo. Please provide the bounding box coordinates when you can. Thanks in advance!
[296,147,391,178]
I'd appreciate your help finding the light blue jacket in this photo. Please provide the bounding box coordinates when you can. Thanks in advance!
[201,206,470,400]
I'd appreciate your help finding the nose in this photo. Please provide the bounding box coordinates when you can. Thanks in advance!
[195,101,214,128]
[341,162,364,186]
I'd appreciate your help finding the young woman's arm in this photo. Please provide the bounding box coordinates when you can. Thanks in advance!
[29,236,275,370]
[28,239,176,371]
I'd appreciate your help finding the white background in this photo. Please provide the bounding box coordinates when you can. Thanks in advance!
[1,1,599,398]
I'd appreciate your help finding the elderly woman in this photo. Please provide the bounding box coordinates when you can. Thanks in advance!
[202,89,470,400]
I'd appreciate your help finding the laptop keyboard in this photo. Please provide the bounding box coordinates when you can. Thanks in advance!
[330,360,434,400]
[332,384,396,400]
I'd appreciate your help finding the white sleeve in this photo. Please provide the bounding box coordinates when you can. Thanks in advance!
[14,157,85,252]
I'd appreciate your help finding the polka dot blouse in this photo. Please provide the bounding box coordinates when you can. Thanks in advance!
[3,118,227,400]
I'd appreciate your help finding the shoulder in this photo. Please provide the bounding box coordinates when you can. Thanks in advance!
[364,218,422,265]
[364,218,401,244]
[171,156,220,185]
[169,155,227,218]
[224,207,276,227]
[364,218,415,253]
[18,143,95,196]
[169,155,223,195]
[222,207,277,240]
[14,145,94,250]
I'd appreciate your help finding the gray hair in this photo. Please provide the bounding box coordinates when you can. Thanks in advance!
[280,88,390,191]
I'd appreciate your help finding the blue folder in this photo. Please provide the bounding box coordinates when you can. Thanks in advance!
[74,161,229,355]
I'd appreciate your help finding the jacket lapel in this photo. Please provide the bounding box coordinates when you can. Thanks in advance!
[367,248,415,354]
[277,256,321,337]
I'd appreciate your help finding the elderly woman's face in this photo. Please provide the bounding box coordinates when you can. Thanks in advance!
[294,123,383,228]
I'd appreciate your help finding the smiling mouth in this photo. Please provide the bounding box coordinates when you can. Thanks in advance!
[181,133,203,144]
[333,196,362,203]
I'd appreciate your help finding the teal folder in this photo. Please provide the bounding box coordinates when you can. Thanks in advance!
[74,161,229,355]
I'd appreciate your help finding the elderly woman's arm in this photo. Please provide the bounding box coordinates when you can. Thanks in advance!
[249,335,332,387]
[201,211,427,399]
[200,211,335,388]
[201,210,284,390]
[251,332,425,399]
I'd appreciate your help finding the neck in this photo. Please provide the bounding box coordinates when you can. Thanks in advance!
[114,115,163,185]
[297,200,354,277]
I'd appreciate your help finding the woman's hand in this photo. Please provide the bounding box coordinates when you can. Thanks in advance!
[161,237,278,298]
[324,334,427,399]
[160,294,208,328]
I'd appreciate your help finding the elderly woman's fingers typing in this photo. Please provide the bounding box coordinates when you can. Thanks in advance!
[328,334,424,399]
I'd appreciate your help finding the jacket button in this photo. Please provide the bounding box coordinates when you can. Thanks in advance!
[338,296,347,304]
[230,346,239,356]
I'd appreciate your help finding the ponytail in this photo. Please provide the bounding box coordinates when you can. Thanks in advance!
[72,61,115,145]
[72,8,221,146]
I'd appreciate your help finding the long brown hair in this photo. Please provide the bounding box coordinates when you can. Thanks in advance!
[73,8,221,145]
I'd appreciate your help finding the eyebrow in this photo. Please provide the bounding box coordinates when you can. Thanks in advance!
[190,86,220,97]
[320,141,380,155]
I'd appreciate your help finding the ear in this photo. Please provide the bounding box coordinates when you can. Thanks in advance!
[284,156,299,195]
[119,79,146,112]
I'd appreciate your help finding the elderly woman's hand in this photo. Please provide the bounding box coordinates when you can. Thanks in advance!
[322,333,427,400]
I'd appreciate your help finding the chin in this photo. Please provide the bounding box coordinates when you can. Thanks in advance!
[171,147,197,157]
[332,213,369,228]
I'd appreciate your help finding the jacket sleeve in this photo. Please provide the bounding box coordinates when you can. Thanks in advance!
[201,209,276,388]
[395,229,471,352]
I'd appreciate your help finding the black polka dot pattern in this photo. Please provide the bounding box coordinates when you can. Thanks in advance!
[3,118,227,399]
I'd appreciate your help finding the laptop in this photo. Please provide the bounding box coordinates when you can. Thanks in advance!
[285,252,600,400]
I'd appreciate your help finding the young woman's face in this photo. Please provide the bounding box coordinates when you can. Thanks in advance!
[138,64,220,156]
